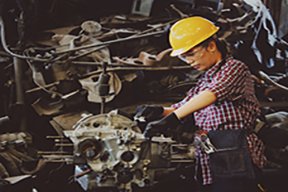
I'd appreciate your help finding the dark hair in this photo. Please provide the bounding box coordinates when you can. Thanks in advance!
[215,39,228,58]
[198,36,228,58]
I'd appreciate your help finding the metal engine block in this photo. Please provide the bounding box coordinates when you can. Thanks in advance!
[64,110,195,191]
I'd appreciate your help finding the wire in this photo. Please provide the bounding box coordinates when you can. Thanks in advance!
[0,17,50,62]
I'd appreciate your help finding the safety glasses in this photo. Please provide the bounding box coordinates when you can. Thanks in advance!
[178,46,205,63]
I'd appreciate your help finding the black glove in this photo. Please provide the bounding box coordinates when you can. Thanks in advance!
[135,105,164,122]
[144,112,181,138]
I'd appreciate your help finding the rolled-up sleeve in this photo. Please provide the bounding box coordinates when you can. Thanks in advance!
[207,61,247,102]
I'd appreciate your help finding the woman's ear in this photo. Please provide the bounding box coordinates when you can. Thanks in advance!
[207,40,217,53]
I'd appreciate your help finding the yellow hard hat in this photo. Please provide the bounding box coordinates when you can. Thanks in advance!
[169,16,219,57]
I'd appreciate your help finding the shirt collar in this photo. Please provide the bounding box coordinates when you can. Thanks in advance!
[204,56,232,78]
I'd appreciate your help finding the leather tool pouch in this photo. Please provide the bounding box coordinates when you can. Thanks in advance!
[208,129,255,181]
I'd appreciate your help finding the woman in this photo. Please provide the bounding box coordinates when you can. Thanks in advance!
[142,16,266,192]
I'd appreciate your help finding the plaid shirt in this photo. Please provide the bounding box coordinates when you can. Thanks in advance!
[171,57,266,185]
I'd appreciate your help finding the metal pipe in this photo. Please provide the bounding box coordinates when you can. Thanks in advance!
[13,57,25,105]
[13,57,26,131]
[0,17,49,61]
[55,30,166,55]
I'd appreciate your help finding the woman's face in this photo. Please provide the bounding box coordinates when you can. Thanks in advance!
[178,41,221,71]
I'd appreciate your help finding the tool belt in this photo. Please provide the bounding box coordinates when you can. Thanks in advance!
[207,129,255,181]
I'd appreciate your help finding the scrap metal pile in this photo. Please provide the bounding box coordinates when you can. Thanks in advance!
[0,0,287,192]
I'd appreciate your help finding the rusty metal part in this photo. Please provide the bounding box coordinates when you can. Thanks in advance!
[79,72,122,103]
[50,112,84,131]
[113,49,186,67]
[0,162,9,178]
[52,34,111,64]
[170,4,189,18]
[32,98,64,116]
[0,152,21,176]
[80,20,102,36]
[41,154,74,163]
